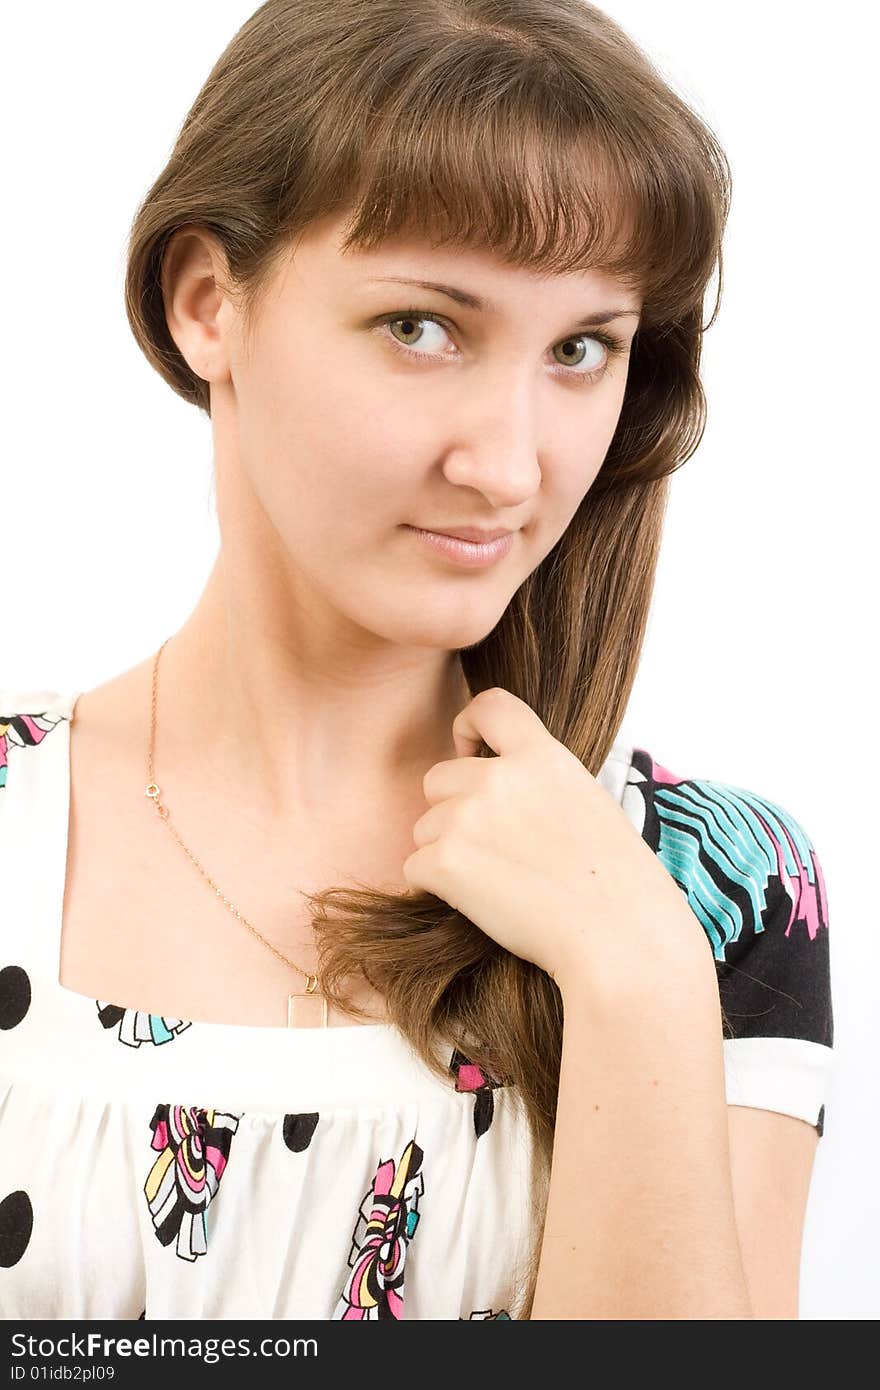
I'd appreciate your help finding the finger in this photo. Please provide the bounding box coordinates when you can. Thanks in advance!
[410,800,455,849]
[402,838,471,911]
[422,755,486,805]
[451,686,545,760]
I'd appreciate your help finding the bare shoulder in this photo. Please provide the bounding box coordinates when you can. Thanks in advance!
[71,656,154,744]
[61,656,167,991]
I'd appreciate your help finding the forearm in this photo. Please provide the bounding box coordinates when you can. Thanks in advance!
[529,935,753,1320]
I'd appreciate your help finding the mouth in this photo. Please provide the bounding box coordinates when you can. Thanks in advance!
[425,526,514,543]
[403,525,517,568]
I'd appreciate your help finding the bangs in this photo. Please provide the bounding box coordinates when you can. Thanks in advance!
[133,0,731,412]
[295,29,729,329]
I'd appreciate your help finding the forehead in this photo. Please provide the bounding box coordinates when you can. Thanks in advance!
[280,208,642,312]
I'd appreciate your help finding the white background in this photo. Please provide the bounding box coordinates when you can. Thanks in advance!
[2,3,876,1318]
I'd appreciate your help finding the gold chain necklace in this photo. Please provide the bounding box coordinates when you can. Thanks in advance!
[143,637,328,1028]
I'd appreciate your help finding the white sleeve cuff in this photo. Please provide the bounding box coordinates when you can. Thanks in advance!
[723,1036,832,1130]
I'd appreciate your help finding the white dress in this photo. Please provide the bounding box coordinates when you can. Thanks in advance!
[0,688,834,1319]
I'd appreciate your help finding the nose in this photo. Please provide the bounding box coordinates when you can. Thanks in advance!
[439,379,543,509]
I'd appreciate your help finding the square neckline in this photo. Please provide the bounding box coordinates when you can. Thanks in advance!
[56,689,399,1041]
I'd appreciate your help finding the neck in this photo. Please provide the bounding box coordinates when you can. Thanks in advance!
[153,555,473,823]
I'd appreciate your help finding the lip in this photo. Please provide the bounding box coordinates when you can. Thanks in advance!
[405,525,516,568]
[426,526,513,543]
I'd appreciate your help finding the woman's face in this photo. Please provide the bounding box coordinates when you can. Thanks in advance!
[212,209,641,652]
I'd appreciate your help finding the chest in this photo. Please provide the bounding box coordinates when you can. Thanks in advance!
[58,737,421,1028]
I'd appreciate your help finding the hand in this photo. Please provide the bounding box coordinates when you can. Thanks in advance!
[402,688,710,993]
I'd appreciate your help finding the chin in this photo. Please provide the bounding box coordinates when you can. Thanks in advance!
[365,595,510,653]
[400,619,504,653]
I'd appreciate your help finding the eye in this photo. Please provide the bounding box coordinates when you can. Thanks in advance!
[373,309,625,387]
[551,336,605,373]
[384,312,453,356]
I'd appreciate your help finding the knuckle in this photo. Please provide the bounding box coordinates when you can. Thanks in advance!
[434,835,459,875]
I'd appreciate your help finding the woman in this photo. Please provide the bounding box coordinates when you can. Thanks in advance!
[0,0,832,1320]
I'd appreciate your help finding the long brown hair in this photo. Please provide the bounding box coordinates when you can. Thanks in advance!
[124,0,731,1316]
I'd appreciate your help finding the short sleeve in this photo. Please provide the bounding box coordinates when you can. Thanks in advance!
[623,747,833,1134]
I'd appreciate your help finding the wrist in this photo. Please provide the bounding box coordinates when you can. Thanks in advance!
[552,911,717,1011]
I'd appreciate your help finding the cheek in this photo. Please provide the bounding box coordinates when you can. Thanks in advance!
[548,382,628,520]
[238,342,413,528]
[587,373,629,457]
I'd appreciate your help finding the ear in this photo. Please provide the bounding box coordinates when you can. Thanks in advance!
[160,227,237,386]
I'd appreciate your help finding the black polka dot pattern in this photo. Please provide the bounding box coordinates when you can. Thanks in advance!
[0,965,31,1030]
[816,1104,825,1137]
[0,1190,33,1267]
[282,1113,319,1153]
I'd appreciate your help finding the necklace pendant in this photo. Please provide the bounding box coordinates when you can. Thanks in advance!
[287,990,329,1029]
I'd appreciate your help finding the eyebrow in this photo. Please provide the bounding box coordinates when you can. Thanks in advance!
[363,276,641,329]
